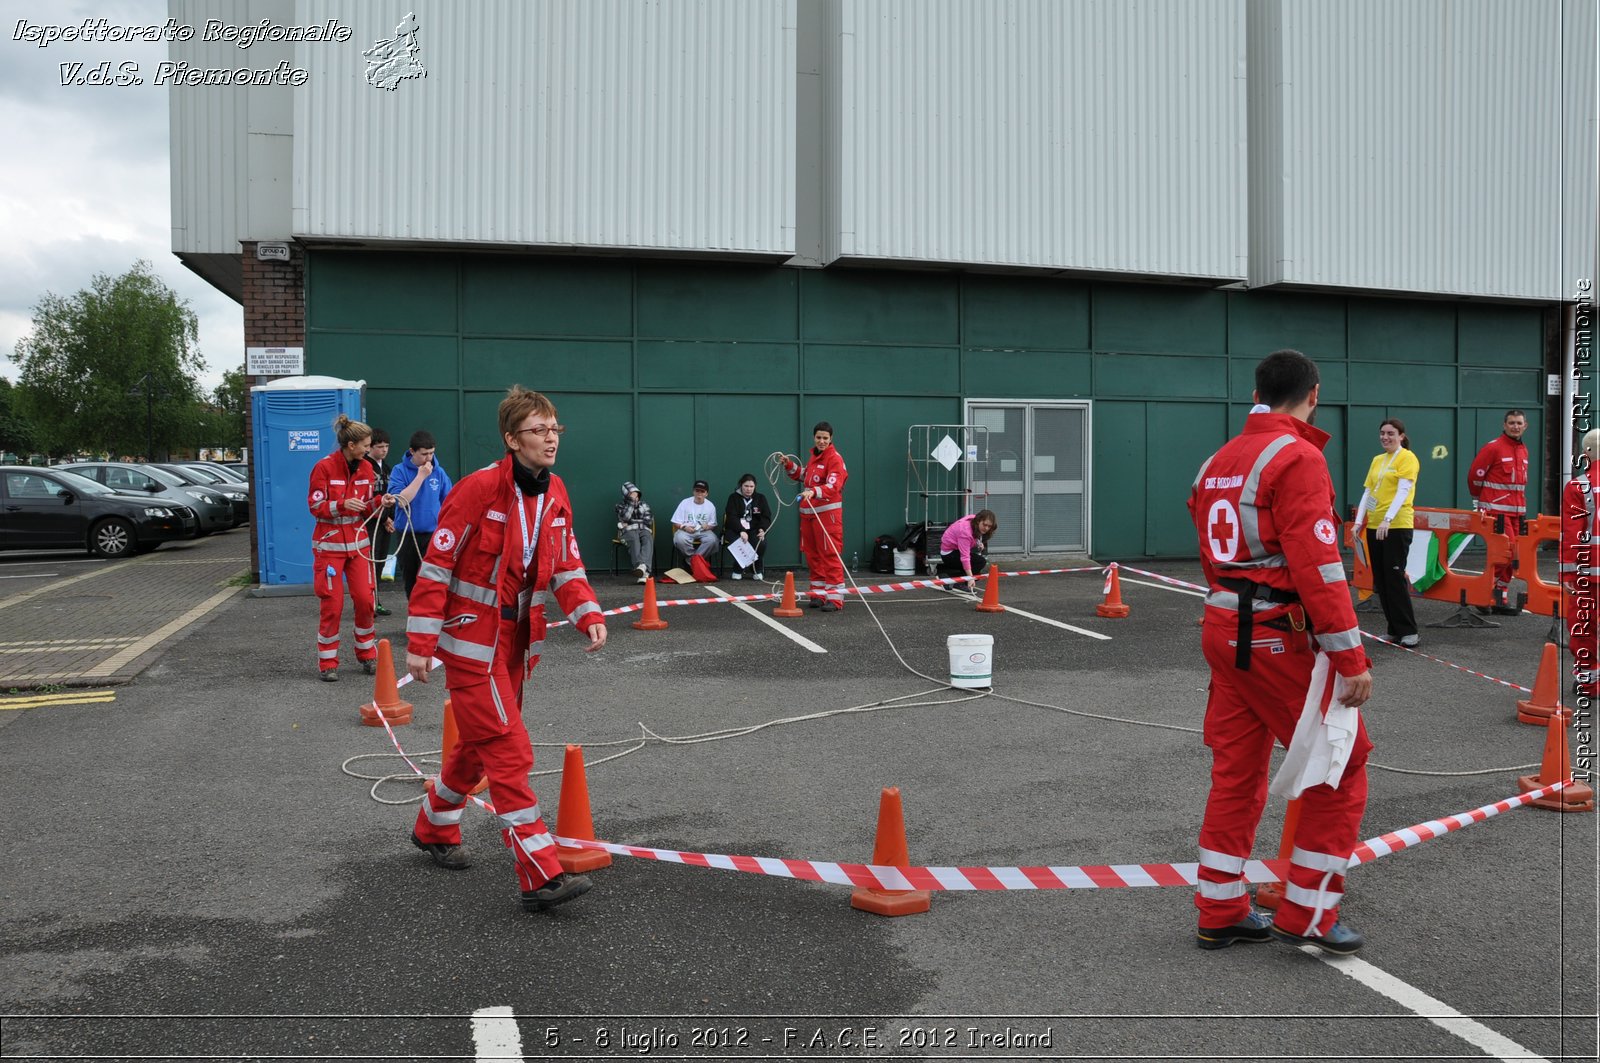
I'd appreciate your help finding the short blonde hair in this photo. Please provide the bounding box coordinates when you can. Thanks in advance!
[498,386,558,443]
[1583,427,1600,463]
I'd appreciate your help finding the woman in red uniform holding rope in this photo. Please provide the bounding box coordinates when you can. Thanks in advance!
[785,422,850,611]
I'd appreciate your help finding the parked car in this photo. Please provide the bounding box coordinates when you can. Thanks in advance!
[0,466,195,557]
[184,461,249,487]
[59,462,235,536]
[154,463,249,526]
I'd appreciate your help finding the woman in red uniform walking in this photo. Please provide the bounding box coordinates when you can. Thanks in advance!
[403,386,608,913]
[307,414,394,682]
[785,421,850,610]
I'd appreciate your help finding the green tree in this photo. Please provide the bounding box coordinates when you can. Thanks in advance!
[211,366,247,450]
[0,377,40,458]
[13,261,203,459]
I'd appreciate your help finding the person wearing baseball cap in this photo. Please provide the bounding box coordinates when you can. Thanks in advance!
[671,480,720,565]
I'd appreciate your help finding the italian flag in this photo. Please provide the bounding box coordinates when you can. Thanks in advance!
[1407,532,1472,592]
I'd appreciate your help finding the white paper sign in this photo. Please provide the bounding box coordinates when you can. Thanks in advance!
[930,435,963,471]
[247,346,305,375]
[728,538,759,568]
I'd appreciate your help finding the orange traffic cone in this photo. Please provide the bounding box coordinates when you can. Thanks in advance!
[439,698,488,794]
[1517,709,1595,812]
[773,571,805,618]
[555,744,613,872]
[974,564,1005,614]
[850,786,931,917]
[358,638,413,726]
[1254,798,1303,910]
[1097,563,1131,618]
[632,577,669,631]
[1515,642,1566,725]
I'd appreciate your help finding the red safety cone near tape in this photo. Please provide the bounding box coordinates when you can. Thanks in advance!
[975,564,1006,614]
[850,787,931,916]
[1097,563,1131,618]
[773,571,805,618]
[358,638,413,727]
[1514,642,1566,725]
[1518,710,1595,812]
[556,744,613,872]
[632,577,669,631]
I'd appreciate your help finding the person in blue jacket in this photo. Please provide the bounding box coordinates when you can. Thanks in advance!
[388,429,454,600]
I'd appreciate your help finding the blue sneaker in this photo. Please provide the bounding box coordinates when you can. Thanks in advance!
[1196,910,1273,950]
[1270,919,1364,955]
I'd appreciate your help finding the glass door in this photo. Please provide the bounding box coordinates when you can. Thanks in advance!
[966,401,1091,554]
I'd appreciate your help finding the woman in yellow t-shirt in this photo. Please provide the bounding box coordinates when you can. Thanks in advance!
[1352,418,1420,647]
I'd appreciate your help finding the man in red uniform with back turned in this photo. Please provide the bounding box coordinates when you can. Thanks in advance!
[403,385,608,913]
[1189,349,1375,955]
[1468,409,1530,614]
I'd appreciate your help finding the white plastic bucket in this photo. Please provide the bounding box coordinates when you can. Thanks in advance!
[947,633,994,688]
[893,548,916,576]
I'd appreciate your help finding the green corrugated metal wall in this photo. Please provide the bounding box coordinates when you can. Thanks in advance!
[304,251,1548,565]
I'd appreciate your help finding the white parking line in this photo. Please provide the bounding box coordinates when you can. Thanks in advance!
[998,602,1113,640]
[1310,952,1550,1063]
[1121,575,1206,597]
[705,585,828,654]
[0,572,59,579]
[471,1005,525,1062]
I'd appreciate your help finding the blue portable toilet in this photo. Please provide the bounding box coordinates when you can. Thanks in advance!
[250,376,365,589]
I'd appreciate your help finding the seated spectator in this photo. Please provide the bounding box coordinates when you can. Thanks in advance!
[936,509,998,592]
[722,473,771,581]
[616,481,654,583]
[671,480,720,560]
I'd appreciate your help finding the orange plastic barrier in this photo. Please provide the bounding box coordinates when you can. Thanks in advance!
[1347,507,1512,613]
[1516,514,1562,618]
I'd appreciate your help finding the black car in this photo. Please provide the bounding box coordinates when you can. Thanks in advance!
[0,466,196,558]
[154,463,249,526]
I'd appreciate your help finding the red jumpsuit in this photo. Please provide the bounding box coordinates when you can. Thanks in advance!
[1468,433,1529,601]
[307,451,381,674]
[1189,413,1373,938]
[786,445,849,607]
[1560,470,1598,697]
[404,455,603,892]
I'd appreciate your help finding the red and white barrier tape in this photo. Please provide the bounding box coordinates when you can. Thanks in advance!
[369,708,1566,891]
[1115,565,1536,694]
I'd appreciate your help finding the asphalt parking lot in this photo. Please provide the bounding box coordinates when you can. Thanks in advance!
[0,560,1595,1061]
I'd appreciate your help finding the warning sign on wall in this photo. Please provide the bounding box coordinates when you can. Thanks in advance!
[247,346,305,375]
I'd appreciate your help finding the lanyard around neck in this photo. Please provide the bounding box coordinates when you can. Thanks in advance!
[515,485,545,574]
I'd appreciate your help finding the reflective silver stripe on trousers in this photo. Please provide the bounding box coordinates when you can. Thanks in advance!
[438,632,495,663]
[420,802,464,826]
[432,776,467,804]
[1291,846,1351,873]
[498,803,547,828]
[354,638,376,651]
[1316,627,1362,653]
[1318,562,1346,585]
[418,561,452,585]
[318,648,339,660]
[1284,881,1343,909]
[1238,434,1300,559]
[550,568,587,591]
[312,540,368,554]
[524,639,545,662]
[450,578,498,606]
[1198,847,1247,874]
[354,625,374,636]
[407,616,443,635]
[318,634,339,645]
[1196,879,1248,899]
[1203,591,1290,613]
[514,830,557,853]
[567,600,602,624]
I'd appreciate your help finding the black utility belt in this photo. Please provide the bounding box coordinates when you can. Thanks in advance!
[1218,578,1304,670]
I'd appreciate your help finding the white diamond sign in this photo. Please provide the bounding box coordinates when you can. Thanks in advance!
[930,435,962,471]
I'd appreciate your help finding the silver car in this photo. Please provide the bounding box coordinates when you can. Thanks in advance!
[60,462,235,536]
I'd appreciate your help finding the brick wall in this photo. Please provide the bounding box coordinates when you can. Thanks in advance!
[241,241,306,584]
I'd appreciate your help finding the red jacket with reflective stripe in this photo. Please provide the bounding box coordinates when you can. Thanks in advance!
[405,455,602,682]
[1467,434,1528,516]
[307,451,378,555]
[1189,413,1370,678]
[1560,471,1598,587]
[786,445,848,517]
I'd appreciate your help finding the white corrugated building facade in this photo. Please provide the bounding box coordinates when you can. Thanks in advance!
[171,0,1598,564]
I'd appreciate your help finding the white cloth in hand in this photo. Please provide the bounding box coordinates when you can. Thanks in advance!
[1269,652,1361,799]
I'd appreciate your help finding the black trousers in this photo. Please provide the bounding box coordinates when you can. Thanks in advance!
[370,524,392,602]
[938,547,987,580]
[396,529,430,603]
[1366,528,1417,640]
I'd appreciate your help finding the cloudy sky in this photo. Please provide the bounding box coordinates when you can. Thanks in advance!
[0,0,242,394]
